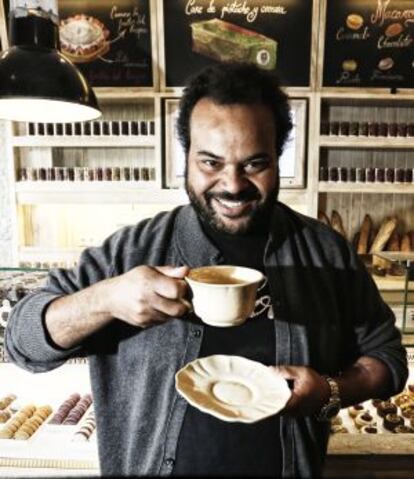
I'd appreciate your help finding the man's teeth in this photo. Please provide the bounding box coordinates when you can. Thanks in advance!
[216,198,245,208]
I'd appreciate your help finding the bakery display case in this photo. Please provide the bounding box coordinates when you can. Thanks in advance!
[0,362,99,477]
[0,268,99,477]
[1,267,414,477]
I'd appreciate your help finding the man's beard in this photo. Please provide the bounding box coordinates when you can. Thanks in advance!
[185,175,279,235]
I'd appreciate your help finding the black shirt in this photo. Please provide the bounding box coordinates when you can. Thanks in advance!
[173,222,281,476]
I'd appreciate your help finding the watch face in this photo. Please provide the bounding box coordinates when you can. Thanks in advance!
[324,402,341,420]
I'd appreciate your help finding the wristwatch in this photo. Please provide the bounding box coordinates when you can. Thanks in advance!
[316,376,341,422]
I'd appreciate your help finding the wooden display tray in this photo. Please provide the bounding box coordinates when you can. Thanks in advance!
[373,275,414,292]
[0,364,99,470]
[328,397,414,455]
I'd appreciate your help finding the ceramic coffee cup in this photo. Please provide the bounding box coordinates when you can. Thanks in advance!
[185,265,264,327]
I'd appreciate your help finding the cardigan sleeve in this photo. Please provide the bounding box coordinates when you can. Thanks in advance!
[4,225,129,372]
[346,247,408,397]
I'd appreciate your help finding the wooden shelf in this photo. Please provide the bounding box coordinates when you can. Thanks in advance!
[15,182,189,205]
[374,274,414,292]
[11,136,156,148]
[319,136,414,149]
[320,91,414,101]
[328,433,414,455]
[318,182,414,194]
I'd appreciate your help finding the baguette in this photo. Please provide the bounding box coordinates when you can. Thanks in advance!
[331,210,347,238]
[369,217,398,253]
[386,230,400,251]
[357,214,372,255]
[401,233,411,252]
[318,211,331,226]
[368,228,377,251]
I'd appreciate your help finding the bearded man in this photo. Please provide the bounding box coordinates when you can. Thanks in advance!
[6,63,407,478]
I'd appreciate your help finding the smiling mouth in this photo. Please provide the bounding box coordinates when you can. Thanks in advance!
[213,197,255,217]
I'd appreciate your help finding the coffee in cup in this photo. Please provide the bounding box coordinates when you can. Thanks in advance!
[185,266,264,327]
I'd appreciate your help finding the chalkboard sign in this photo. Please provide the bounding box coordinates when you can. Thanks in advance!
[323,0,414,88]
[161,0,313,88]
[58,0,154,87]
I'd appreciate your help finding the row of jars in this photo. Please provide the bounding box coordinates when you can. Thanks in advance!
[320,121,414,137]
[26,120,155,137]
[19,166,157,182]
[319,166,414,183]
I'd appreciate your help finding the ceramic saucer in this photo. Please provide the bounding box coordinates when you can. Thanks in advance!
[175,355,291,423]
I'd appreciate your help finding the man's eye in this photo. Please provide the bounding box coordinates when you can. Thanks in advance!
[244,160,269,173]
[201,159,219,169]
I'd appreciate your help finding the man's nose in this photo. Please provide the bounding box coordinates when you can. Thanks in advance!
[220,166,248,193]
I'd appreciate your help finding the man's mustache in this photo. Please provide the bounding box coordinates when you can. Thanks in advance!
[205,187,261,202]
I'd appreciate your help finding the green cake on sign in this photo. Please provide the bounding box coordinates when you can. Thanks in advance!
[190,18,277,70]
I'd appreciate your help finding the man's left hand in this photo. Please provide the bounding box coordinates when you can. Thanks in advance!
[269,365,331,416]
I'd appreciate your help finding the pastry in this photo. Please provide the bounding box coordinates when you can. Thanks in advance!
[49,393,81,424]
[369,217,398,253]
[0,428,13,439]
[330,415,342,426]
[360,425,378,434]
[400,404,414,419]
[0,394,17,410]
[318,211,330,226]
[371,398,383,409]
[386,230,400,251]
[331,210,347,238]
[377,400,397,418]
[400,233,411,252]
[393,393,412,407]
[348,404,366,418]
[14,430,30,440]
[346,14,364,30]
[357,214,372,254]
[330,425,349,434]
[355,412,375,429]
[383,413,404,431]
[60,14,110,64]
[0,411,11,423]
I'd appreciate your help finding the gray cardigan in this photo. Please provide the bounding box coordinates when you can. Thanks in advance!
[5,203,408,477]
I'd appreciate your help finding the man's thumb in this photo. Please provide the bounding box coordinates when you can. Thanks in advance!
[154,265,190,279]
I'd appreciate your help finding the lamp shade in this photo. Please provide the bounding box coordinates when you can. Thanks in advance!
[0,47,101,122]
[0,2,101,123]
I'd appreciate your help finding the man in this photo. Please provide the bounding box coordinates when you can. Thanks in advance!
[6,63,408,477]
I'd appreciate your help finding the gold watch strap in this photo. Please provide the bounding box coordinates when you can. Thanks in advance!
[325,376,340,399]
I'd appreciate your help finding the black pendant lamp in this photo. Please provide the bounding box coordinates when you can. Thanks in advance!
[0,0,101,122]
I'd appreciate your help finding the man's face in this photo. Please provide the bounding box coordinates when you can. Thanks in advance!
[185,98,279,235]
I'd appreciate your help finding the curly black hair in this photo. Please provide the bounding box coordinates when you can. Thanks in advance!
[176,62,293,158]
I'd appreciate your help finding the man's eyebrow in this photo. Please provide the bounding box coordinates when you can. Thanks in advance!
[196,150,223,159]
[196,151,271,161]
[243,153,271,161]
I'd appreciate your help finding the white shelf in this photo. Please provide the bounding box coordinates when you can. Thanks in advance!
[18,247,81,264]
[319,136,414,149]
[15,182,189,205]
[11,136,155,148]
[318,182,414,194]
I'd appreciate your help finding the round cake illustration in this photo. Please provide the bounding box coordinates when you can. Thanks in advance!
[60,14,110,63]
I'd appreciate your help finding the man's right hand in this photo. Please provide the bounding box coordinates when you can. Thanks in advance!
[103,265,191,328]
[45,265,191,349]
